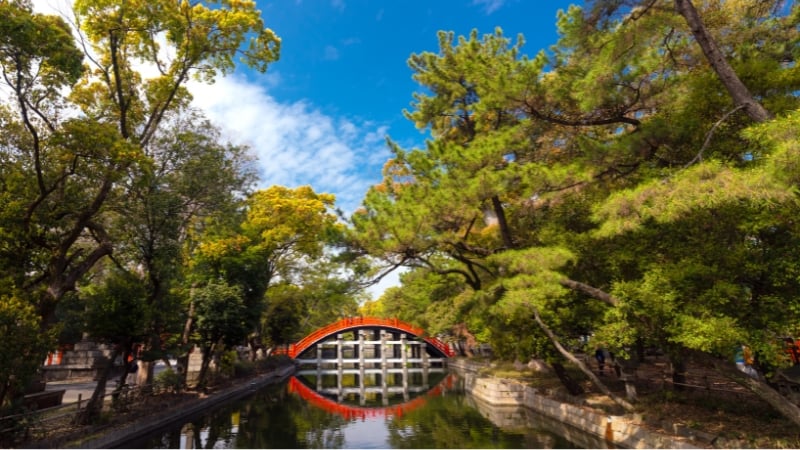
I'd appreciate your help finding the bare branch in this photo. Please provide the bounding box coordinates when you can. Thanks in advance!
[529,302,635,412]
[559,278,619,307]
[683,103,748,168]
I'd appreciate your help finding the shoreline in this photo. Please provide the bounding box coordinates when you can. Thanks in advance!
[449,358,700,449]
[26,364,296,449]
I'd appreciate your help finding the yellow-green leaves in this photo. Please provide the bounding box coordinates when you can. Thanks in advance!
[75,0,280,81]
[490,247,574,313]
[194,185,338,278]
[593,160,792,237]
[244,185,338,256]
[0,2,84,87]
[71,0,280,141]
[743,110,800,187]
[666,314,745,355]
[594,109,800,237]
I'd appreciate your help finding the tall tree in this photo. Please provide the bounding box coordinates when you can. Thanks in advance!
[115,112,255,385]
[190,186,342,358]
[0,0,278,327]
[350,0,800,420]
[0,0,279,400]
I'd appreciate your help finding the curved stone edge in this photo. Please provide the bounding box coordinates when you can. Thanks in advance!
[449,359,700,449]
[70,364,296,449]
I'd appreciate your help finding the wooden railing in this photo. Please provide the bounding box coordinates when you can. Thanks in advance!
[286,317,454,358]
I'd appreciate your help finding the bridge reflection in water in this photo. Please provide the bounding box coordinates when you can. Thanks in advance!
[290,372,455,421]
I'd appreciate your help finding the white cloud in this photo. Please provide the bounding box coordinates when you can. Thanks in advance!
[323,45,340,61]
[472,0,506,15]
[187,75,390,215]
[331,0,346,11]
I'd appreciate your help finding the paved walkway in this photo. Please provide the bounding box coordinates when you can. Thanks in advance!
[43,360,174,405]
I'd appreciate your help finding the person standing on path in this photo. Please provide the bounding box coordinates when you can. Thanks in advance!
[595,347,606,375]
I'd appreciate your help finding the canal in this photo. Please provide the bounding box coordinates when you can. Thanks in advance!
[121,371,606,449]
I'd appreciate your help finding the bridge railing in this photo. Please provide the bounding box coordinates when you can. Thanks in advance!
[286,317,453,358]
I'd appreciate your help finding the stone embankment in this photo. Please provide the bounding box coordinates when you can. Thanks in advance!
[61,364,295,449]
[449,358,699,449]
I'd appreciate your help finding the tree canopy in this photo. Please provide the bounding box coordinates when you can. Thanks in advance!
[349,0,800,422]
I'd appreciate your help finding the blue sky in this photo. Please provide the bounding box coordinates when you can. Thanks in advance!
[34,0,575,213]
[187,0,576,213]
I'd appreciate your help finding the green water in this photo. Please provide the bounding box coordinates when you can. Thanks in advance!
[122,374,597,449]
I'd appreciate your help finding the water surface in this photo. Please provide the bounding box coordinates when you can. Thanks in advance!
[123,374,600,448]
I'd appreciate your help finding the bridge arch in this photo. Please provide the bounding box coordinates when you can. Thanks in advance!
[287,317,454,359]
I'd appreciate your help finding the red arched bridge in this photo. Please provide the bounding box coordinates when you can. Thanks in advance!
[284,317,454,359]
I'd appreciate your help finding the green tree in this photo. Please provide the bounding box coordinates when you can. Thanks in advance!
[190,185,344,357]
[74,268,148,424]
[115,112,255,385]
[271,258,362,341]
[0,0,278,407]
[192,281,248,390]
[350,0,800,420]
[0,294,54,410]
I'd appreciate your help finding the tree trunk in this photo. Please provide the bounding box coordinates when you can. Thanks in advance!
[635,338,646,363]
[117,348,131,387]
[674,0,772,123]
[529,303,635,412]
[491,195,514,249]
[138,331,164,388]
[551,362,585,396]
[178,299,195,386]
[196,343,216,391]
[699,354,800,427]
[671,358,687,391]
[74,347,120,425]
[0,379,10,409]
[248,332,260,362]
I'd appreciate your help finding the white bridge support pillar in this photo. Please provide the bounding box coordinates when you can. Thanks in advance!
[337,334,344,399]
[401,333,409,401]
[359,331,366,405]
[422,342,429,387]
[381,330,388,405]
[316,344,323,391]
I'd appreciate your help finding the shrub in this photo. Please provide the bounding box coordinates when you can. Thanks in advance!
[154,368,183,393]
[233,360,255,378]
[219,350,238,379]
[254,354,293,372]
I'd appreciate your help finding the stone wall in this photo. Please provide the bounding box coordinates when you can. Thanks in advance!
[449,358,699,449]
[42,341,119,381]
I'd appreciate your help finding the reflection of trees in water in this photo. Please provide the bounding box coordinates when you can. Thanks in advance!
[231,384,347,448]
[140,383,348,448]
[386,395,527,449]
[293,401,347,449]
